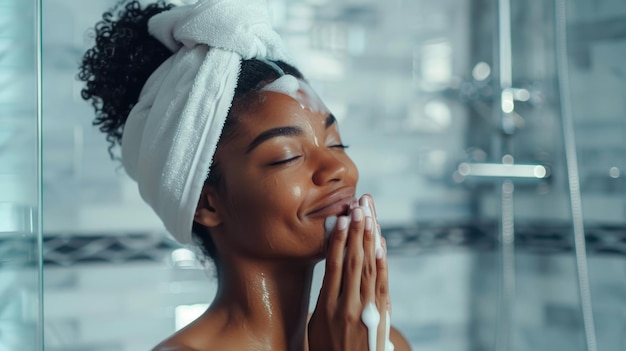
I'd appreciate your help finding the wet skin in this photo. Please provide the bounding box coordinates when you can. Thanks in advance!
[209,90,359,264]
[153,89,411,351]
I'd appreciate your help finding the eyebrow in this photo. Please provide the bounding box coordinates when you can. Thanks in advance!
[245,114,337,154]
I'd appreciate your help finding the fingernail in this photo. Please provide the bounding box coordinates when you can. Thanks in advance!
[352,207,363,222]
[324,216,337,237]
[363,196,371,209]
[360,205,372,217]
[376,247,384,259]
[364,216,373,231]
[350,199,359,209]
[337,216,349,230]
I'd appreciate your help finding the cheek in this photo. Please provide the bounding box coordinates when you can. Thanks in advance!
[291,185,302,198]
[226,173,308,251]
[256,173,306,212]
[344,155,360,184]
[228,172,306,222]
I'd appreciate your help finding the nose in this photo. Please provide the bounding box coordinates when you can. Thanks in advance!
[311,149,350,186]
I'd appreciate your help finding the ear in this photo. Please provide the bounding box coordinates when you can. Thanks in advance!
[194,186,223,228]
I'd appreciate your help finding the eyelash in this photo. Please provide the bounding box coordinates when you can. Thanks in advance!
[269,144,349,166]
[331,143,349,150]
[269,156,301,166]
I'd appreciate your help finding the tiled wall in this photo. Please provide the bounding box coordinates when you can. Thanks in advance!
[40,251,626,351]
[2,0,626,350]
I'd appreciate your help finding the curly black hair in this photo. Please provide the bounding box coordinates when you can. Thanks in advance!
[77,0,304,269]
[77,0,175,156]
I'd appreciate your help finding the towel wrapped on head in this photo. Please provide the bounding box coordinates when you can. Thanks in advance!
[121,0,294,245]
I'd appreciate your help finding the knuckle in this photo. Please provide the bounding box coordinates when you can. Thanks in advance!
[363,261,375,279]
[347,250,364,270]
[377,283,388,296]
[342,310,360,324]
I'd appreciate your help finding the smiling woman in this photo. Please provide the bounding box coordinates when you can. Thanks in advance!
[77,0,410,350]
[199,90,358,263]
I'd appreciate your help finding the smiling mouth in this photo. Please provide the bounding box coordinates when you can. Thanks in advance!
[308,196,357,218]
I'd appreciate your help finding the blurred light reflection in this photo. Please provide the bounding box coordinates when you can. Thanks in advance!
[418,39,453,91]
[472,62,491,81]
[458,162,549,179]
[175,303,209,330]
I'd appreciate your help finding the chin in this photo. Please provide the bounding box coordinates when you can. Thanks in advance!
[311,252,326,263]
[299,245,326,264]
[305,244,326,262]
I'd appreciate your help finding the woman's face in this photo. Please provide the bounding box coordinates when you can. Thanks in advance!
[209,86,359,262]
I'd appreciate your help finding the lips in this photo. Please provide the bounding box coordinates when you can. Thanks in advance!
[307,190,356,218]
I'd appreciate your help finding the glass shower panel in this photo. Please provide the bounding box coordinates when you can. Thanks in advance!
[452,1,584,350]
[33,0,626,350]
[568,0,626,224]
[567,0,626,350]
[464,0,626,350]
[0,0,43,351]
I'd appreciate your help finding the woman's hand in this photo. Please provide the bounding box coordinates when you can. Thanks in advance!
[308,195,391,351]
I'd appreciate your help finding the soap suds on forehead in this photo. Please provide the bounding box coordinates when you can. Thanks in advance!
[260,75,329,115]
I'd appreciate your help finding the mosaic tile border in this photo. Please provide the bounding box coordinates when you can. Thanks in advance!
[1,222,625,266]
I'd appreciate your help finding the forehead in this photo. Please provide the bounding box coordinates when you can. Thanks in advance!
[261,75,328,115]
[234,86,331,139]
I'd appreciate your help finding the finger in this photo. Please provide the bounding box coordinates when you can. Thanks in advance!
[376,305,388,351]
[360,213,376,304]
[320,215,349,301]
[361,193,378,218]
[375,238,389,312]
[362,195,383,257]
[381,235,386,250]
[360,194,377,230]
[360,196,377,222]
[382,236,391,315]
[341,207,365,302]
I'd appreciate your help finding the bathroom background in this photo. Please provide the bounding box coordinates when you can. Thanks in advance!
[1,0,626,350]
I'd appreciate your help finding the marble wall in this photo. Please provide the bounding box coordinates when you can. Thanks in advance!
[38,250,626,351]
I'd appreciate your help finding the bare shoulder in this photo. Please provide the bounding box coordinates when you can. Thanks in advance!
[151,310,222,351]
[150,323,212,351]
[390,325,412,351]
[150,327,205,351]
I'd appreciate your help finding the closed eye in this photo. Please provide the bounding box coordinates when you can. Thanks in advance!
[269,155,302,166]
[269,144,347,166]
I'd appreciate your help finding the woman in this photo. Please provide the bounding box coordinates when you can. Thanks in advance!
[78,1,411,350]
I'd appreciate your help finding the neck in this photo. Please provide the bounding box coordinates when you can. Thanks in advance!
[211,257,316,351]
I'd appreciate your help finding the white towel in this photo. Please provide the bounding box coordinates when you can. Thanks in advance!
[121,0,293,245]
